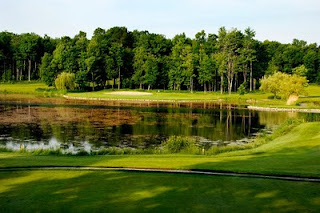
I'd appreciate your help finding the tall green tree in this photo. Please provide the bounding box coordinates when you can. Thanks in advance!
[110,43,124,89]
[19,33,42,81]
[40,53,54,85]
[169,33,191,90]
[182,45,195,92]
[217,27,243,94]
[144,54,158,90]
[133,46,147,89]
[198,50,216,92]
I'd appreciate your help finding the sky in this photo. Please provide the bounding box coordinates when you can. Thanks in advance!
[1,0,320,43]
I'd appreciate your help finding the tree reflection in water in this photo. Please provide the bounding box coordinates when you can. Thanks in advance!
[0,103,301,152]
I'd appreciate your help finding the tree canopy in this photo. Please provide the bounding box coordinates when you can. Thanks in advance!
[1,27,320,94]
[260,72,308,99]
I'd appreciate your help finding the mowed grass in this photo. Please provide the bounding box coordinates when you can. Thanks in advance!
[0,82,48,94]
[67,88,275,106]
[66,84,320,108]
[1,122,320,177]
[1,81,320,108]
[1,170,320,212]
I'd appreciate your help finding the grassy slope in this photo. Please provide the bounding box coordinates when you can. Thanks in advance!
[1,122,320,177]
[1,170,320,212]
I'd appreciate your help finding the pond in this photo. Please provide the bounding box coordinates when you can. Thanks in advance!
[0,101,317,154]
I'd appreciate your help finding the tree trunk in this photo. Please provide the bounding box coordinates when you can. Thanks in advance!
[91,72,95,91]
[20,66,22,81]
[243,64,247,83]
[250,61,253,92]
[35,61,37,77]
[139,83,142,89]
[3,61,5,81]
[220,75,224,94]
[215,69,217,92]
[190,77,193,93]
[23,60,26,80]
[228,79,233,95]
[16,67,19,81]
[148,84,151,90]
[118,66,120,90]
[234,74,238,92]
[28,59,31,81]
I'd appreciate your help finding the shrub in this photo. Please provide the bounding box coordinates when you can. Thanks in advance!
[292,65,308,77]
[55,72,76,90]
[260,72,308,99]
[238,82,247,95]
[76,149,90,156]
[164,136,196,153]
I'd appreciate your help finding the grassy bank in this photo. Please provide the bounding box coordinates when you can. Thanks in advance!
[1,82,320,108]
[1,121,320,177]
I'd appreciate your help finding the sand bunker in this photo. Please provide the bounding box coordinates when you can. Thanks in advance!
[106,91,153,96]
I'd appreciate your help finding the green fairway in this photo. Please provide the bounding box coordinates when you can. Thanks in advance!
[0,82,48,94]
[0,170,319,212]
[1,82,320,109]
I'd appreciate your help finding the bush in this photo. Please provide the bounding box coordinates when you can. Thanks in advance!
[260,72,308,99]
[55,72,76,90]
[238,82,247,95]
[76,149,90,156]
[164,136,196,153]
[292,65,308,77]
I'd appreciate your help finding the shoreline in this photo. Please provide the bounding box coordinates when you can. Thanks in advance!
[62,95,225,103]
[64,95,320,113]
[2,93,320,112]
[248,105,320,113]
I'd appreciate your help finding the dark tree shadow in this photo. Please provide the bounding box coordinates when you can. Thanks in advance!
[0,170,320,212]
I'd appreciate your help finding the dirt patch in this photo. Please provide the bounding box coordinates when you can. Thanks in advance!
[106,91,153,96]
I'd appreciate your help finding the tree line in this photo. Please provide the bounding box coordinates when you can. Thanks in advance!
[0,26,319,93]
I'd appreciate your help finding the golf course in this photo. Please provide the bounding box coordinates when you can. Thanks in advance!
[1,6,320,210]
[0,83,320,212]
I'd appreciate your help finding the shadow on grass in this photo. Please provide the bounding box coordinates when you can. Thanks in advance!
[0,170,320,212]
[184,145,320,177]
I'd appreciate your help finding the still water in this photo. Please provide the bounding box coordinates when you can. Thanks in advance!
[0,102,314,153]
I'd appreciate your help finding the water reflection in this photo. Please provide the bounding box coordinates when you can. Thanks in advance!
[0,103,310,152]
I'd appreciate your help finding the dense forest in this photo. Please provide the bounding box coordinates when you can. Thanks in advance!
[0,26,319,93]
